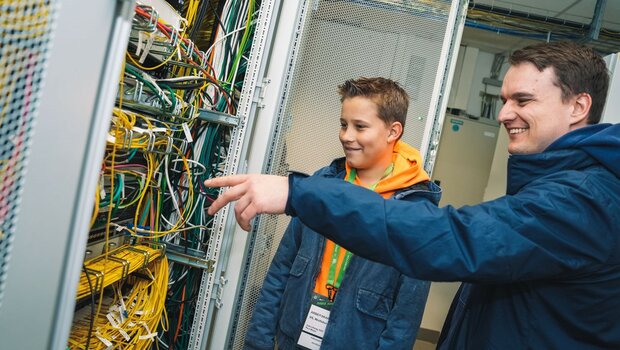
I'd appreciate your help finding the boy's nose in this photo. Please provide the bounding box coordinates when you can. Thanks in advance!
[340,129,355,141]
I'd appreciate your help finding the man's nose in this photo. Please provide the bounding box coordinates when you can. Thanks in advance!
[497,103,513,123]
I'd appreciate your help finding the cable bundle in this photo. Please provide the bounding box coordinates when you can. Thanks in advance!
[76,244,164,300]
[68,256,169,350]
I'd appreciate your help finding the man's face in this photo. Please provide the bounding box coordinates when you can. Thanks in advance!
[499,62,576,155]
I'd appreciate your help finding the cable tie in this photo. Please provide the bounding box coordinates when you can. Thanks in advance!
[106,312,121,329]
[138,321,154,341]
[182,122,193,143]
[136,31,144,56]
[94,332,113,349]
[119,298,128,320]
[99,174,106,200]
[139,33,155,64]
[119,173,125,199]
[118,328,131,341]
[138,332,158,341]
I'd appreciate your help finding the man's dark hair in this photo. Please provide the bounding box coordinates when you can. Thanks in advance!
[338,77,410,129]
[509,41,609,124]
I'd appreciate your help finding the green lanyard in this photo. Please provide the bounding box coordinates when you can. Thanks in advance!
[325,163,394,302]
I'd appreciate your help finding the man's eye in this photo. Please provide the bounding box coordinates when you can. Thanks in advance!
[517,99,531,106]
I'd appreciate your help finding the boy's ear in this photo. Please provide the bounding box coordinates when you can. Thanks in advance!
[388,122,403,142]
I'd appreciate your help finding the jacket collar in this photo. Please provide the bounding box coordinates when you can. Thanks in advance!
[318,157,440,204]
[507,124,618,195]
[507,148,596,195]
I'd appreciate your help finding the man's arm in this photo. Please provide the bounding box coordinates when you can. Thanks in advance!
[286,172,617,282]
[206,171,617,282]
[205,174,288,230]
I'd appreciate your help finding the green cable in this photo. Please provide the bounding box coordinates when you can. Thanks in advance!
[138,195,151,227]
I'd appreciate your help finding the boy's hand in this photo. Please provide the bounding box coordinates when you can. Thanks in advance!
[204,174,288,231]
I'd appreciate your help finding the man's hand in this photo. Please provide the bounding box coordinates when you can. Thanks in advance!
[204,174,289,231]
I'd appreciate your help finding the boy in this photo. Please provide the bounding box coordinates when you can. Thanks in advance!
[244,77,440,349]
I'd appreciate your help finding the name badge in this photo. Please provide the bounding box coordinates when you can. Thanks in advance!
[297,304,331,350]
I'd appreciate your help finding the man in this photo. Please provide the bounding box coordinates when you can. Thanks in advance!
[206,41,620,348]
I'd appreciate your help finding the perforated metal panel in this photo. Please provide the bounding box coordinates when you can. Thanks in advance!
[229,1,460,348]
[0,0,57,308]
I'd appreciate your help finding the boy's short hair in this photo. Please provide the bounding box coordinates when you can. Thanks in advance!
[509,41,609,124]
[338,77,410,129]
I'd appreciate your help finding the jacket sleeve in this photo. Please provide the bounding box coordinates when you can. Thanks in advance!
[378,276,430,350]
[285,171,619,282]
[244,218,303,350]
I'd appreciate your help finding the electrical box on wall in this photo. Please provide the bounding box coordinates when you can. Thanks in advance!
[432,113,500,208]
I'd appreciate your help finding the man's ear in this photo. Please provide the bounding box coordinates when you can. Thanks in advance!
[570,92,592,126]
[388,122,403,142]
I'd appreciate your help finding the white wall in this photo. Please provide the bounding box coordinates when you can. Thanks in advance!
[466,51,507,118]
[602,53,620,124]
[483,127,509,201]
[422,46,511,334]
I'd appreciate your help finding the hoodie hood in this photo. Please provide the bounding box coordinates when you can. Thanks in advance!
[345,140,430,198]
[508,123,620,194]
[547,123,620,178]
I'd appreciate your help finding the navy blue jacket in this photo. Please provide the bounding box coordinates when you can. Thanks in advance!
[285,124,620,349]
[244,158,440,350]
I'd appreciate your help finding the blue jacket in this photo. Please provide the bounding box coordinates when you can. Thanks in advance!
[244,158,441,350]
[285,124,620,349]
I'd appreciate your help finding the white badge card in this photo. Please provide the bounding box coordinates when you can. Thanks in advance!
[297,304,331,350]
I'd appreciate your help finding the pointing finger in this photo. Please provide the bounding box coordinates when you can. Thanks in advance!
[233,192,253,231]
[207,180,247,215]
[204,174,248,188]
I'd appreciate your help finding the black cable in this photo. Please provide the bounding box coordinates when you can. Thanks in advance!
[188,0,212,41]
[82,264,96,350]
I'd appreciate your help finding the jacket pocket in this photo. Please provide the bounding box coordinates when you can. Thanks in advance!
[355,287,393,320]
[289,254,310,277]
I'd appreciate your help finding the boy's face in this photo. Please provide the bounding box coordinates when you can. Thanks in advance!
[339,96,398,177]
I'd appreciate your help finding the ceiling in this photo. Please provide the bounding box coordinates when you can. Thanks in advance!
[462,0,620,55]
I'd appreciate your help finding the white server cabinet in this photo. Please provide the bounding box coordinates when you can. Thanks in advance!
[0,0,135,348]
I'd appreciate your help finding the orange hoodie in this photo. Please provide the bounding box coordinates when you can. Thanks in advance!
[313,140,430,298]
